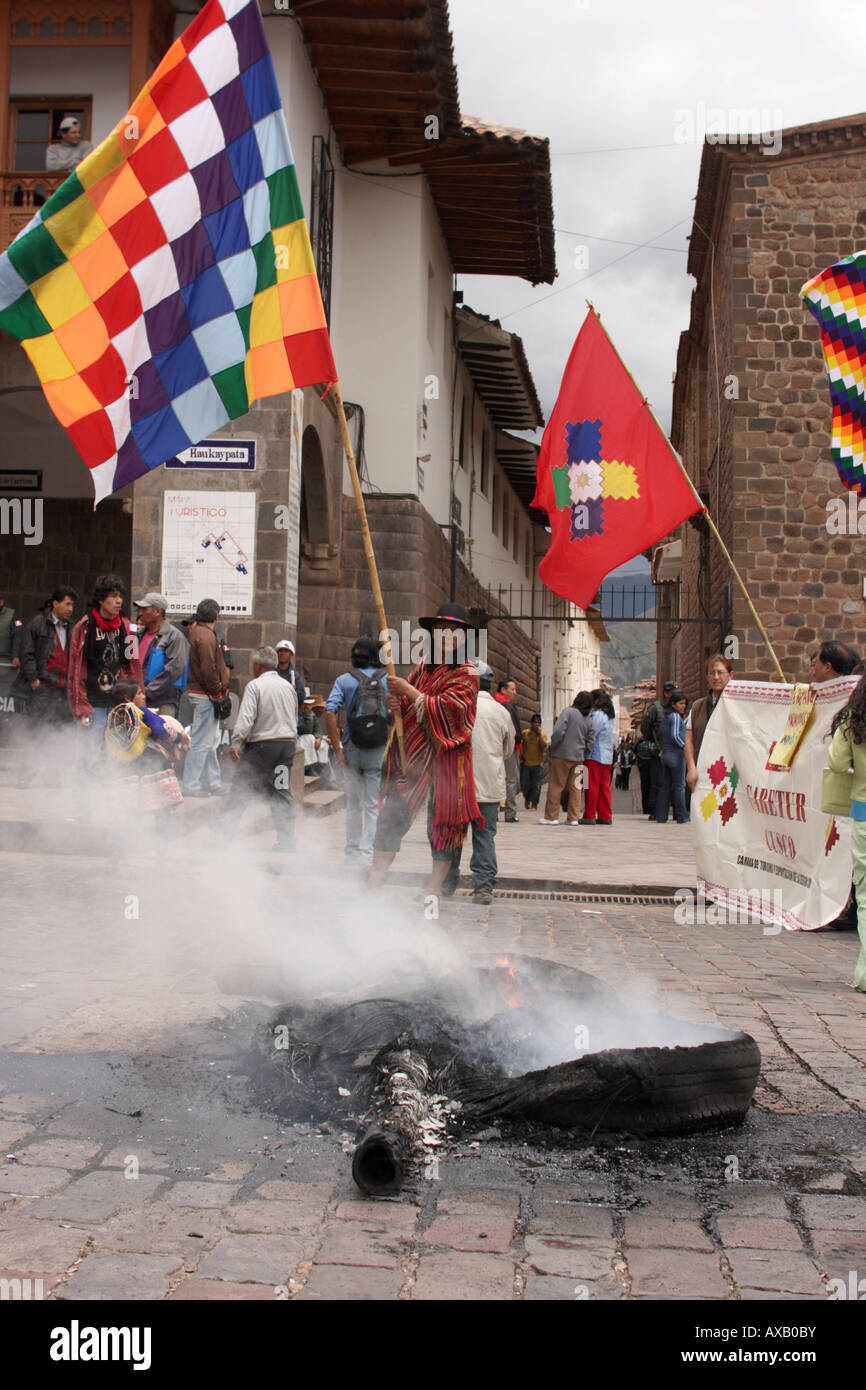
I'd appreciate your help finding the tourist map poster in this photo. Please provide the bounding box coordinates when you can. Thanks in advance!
[161,490,257,617]
[694,677,857,930]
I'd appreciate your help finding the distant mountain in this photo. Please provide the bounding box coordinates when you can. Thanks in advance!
[596,565,655,623]
[600,619,657,691]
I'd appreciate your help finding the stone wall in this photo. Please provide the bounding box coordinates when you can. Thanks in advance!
[0,499,131,627]
[0,331,132,627]
[130,386,341,695]
[671,124,866,700]
[297,493,540,722]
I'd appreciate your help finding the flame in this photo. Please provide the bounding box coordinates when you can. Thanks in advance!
[495,956,521,1009]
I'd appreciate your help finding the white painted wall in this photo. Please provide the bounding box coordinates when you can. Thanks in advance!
[333,168,423,500]
[550,618,602,723]
[10,48,130,147]
[454,367,541,634]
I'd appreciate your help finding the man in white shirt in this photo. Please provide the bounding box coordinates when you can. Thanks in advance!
[45,117,92,171]
[437,660,514,905]
[229,645,298,850]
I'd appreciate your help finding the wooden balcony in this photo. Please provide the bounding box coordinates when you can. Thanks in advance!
[0,170,65,249]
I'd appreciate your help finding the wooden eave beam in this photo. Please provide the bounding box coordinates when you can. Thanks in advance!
[300,16,429,40]
[307,42,436,69]
[293,0,427,17]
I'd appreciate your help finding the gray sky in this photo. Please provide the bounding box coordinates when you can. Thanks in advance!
[450,0,866,435]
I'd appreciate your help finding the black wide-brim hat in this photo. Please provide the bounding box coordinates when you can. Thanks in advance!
[418,602,475,634]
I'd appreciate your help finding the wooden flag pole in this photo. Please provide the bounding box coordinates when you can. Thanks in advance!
[331,380,407,772]
[587,302,787,684]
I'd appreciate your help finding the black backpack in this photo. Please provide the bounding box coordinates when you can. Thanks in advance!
[640,701,661,745]
[347,667,389,748]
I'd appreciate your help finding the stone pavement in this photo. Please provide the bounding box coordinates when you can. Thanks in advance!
[0,763,695,892]
[0,748,864,1303]
[0,826,864,1302]
[344,783,695,891]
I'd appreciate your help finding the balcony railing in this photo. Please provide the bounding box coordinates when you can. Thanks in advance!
[0,172,65,250]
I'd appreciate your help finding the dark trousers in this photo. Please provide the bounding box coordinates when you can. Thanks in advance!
[656,750,688,823]
[637,759,654,814]
[521,763,543,807]
[24,685,69,724]
[229,738,296,845]
[648,755,662,815]
[442,801,499,894]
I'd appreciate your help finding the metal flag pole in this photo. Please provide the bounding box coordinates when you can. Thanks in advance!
[587,301,786,683]
[331,380,407,771]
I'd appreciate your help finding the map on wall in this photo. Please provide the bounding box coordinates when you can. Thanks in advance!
[162,491,257,616]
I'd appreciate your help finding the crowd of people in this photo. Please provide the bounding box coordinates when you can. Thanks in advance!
[5,579,866,965]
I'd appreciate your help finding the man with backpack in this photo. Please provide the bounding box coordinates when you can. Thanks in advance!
[324,635,391,867]
[638,681,676,819]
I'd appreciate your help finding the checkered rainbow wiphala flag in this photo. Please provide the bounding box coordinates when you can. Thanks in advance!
[801,251,866,496]
[0,0,336,503]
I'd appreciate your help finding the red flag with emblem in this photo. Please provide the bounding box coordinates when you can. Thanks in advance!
[532,307,701,608]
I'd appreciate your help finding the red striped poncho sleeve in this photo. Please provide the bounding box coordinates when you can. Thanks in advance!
[413,661,479,749]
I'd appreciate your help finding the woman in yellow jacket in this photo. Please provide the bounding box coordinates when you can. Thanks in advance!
[827,677,866,992]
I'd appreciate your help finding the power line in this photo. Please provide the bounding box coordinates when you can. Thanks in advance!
[552,141,687,156]
[339,166,687,253]
[492,216,692,327]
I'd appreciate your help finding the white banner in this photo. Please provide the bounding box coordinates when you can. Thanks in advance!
[693,677,858,931]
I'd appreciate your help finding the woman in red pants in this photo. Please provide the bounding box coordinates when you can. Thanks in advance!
[581,690,617,825]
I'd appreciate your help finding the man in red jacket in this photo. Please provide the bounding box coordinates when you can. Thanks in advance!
[67,574,142,755]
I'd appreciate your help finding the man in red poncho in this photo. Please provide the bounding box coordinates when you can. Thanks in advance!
[368,604,481,903]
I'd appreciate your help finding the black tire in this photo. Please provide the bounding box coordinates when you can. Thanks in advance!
[461,955,762,1134]
[507,1034,762,1134]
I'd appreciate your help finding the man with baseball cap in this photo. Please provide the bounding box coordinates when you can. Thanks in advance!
[182,599,229,797]
[275,639,307,705]
[45,116,92,171]
[297,692,322,773]
[132,593,187,717]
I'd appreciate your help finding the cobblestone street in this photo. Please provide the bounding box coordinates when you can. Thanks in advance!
[0,781,864,1304]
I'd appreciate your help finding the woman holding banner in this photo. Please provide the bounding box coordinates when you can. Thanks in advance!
[827,676,866,992]
[685,654,733,792]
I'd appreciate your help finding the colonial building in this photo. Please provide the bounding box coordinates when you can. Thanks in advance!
[0,0,601,719]
[656,113,866,699]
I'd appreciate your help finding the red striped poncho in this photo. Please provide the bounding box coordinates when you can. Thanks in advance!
[382,661,482,851]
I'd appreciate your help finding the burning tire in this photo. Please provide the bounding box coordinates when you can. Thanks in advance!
[458,1032,762,1135]
[452,955,763,1136]
[250,954,762,1194]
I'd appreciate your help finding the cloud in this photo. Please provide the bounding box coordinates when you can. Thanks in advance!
[450,0,866,434]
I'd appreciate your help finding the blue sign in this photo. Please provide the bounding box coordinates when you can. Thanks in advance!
[166,441,256,471]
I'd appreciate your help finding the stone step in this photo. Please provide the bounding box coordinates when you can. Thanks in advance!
[302,786,344,818]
